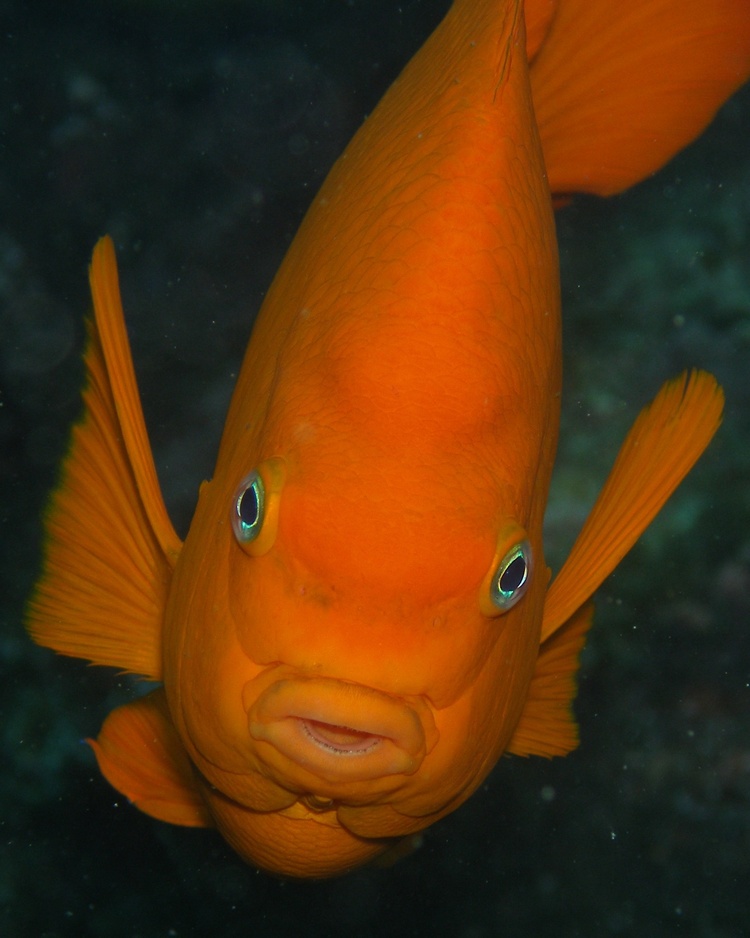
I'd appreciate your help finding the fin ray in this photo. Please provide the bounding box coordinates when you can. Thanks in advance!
[26,237,180,677]
[530,0,750,196]
[508,602,593,757]
[89,237,181,561]
[89,688,212,828]
[542,370,723,642]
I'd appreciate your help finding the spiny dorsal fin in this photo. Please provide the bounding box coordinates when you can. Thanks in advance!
[508,601,593,758]
[89,688,212,828]
[542,370,723,643]
[26,237,181,678]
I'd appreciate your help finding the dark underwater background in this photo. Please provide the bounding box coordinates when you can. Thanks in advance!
[2,0,749,934]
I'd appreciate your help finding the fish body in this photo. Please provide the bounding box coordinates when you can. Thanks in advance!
[27,0,750,877]
[163,0,560,872]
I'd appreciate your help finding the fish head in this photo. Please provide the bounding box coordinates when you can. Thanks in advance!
[162,397,552,866]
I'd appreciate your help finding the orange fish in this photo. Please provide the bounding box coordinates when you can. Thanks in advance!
[27,0,750,878]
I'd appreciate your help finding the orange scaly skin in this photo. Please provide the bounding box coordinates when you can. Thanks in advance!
[27,0,748,878]
[164,0,560,874]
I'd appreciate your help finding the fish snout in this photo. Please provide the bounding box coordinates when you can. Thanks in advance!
[244,674,438,785]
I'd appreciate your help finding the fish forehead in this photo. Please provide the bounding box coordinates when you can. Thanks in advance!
[276,458,499,607]
[266,262,546,451]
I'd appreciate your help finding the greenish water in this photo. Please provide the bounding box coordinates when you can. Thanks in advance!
[2,1,749,935]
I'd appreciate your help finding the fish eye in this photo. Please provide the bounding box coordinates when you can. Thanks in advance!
[479,526,533,617]
[230,457,286,557]
[232,471,265,543]
[489,540,531,610]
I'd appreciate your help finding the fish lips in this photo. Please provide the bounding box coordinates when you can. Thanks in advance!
[244,672,438,788]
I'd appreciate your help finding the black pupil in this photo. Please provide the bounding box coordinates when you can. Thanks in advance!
[499,554,526,593]
[239,485,260,527]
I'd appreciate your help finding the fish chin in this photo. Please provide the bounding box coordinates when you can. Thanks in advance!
[243,671,439,791]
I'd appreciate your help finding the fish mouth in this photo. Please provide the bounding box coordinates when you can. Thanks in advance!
[299,719,382,755]
[244,674,437,785]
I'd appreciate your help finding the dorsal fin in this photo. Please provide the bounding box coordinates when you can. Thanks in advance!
[542,370,723,643]
[529,0,750,197]
[89,688,212,828]
[26,237,181,678]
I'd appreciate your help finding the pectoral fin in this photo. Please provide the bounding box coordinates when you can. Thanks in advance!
[511,370,723,758]
[26,237,181,679]
[542,370,723,643]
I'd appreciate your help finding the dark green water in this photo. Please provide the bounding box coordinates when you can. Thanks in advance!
[2,1,749,934]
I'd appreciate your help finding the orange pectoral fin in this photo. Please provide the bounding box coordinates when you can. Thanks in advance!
[542,370,724,642]
[89,688,212,828]
[26,237,181,679]
[508,601,593,758]
[531,0,750,197]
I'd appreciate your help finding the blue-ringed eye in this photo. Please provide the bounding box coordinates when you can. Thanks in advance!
[232,471,265,543]
[230,458,286,557]
[479,526,533,617]
[489,540,531,610]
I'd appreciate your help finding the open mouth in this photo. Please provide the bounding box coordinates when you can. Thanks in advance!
[244,673,437,785]
[300,719,382,755]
